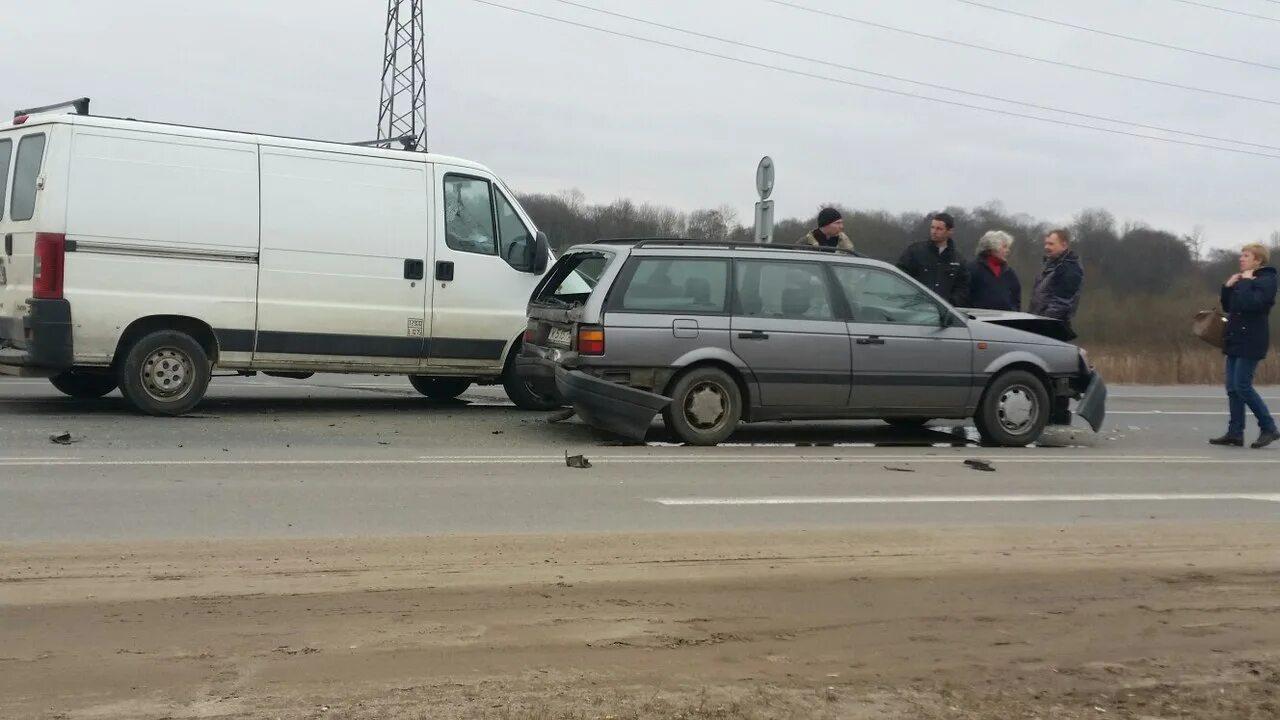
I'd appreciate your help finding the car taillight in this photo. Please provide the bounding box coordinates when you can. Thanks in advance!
[577,327,605,355]
[33,233,66,300]
[523,320,537,344]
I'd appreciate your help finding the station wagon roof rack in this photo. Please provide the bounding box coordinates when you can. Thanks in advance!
[592,238,864,257]
[14,97,91,118]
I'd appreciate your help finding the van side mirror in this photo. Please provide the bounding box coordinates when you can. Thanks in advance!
[531,231,550,274]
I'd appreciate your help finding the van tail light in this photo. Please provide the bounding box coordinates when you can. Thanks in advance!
[33,233,66,300]
[577,326,605,355]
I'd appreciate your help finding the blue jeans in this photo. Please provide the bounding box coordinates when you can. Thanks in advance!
[1226,356,1276,437]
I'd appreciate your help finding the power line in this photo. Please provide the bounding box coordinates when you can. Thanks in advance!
[952,0,1280,72]
[547,0,1280,153]
[765,0,1280,108]
[465,0,1280,160]
[1167,0,1280,22]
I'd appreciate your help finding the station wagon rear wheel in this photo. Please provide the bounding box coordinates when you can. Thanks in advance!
[974,370,1049,447]
[663,367,742,446]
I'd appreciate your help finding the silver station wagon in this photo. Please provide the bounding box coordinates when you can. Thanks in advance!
[517,240,1105,446]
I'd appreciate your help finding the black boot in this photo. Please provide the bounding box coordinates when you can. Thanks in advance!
[1209,434,1244,447]
[1251,430,1280,449]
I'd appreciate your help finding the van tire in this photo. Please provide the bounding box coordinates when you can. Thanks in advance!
[409,376,471,400]
[973,370,1050,447]
[663,367,742,446]
[502,365,562,411]
[49,371,118,399]
[116,331,212,416]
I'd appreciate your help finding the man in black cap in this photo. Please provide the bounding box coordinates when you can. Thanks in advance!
[797,207,854,252]
[896,211,969,306]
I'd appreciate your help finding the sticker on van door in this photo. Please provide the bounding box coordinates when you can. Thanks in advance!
[407,318,425,337]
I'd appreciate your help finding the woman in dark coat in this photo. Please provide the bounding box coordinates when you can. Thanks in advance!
[966,230,1021,311]
[1211,243,1279,448]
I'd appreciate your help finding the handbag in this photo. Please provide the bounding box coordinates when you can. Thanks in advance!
[1192,308,1227,349]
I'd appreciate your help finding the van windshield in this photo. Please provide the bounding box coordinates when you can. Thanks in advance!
[534,252,609,307]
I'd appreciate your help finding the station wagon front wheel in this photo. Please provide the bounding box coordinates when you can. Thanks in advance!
[663,367,742,446]
[974,370,1050,447]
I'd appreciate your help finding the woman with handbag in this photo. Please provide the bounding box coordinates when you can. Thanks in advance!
[1211,243,1280,448]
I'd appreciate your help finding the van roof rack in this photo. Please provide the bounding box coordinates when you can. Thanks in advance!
[593,238,864,257]
[14,97,91,118]
[349,134,417,151]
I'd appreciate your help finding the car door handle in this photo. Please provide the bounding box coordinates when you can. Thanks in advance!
[737,331,769,340]
[404,259,425,280]
[856,336,885,345]
[435,260,455,282]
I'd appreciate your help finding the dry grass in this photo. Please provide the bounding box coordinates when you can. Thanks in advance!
[1087,344,1280,384]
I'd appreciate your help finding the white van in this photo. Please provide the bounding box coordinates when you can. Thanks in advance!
[0,99,558,414]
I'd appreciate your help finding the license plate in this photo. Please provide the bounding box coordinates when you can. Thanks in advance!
[547,327,573,348]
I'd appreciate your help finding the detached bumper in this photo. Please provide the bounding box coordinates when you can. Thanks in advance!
[0,299,73,377]
[1075,371,1107,432]
[554,366,671,442]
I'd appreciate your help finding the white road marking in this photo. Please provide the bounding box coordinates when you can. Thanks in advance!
[0,453,1275,468]
[652,493,1280,506]
[1109,411,1225,416]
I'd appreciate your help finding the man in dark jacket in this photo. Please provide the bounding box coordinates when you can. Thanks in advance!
[896,212,969,306]
[1212,243,1279,448]
[967,230,1021,311]
[1029,228,1083,336]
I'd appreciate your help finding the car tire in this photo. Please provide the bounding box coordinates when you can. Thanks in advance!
[974,370,1050,447]
[117,330,211,416]
[409,376,471,400]
[502,363,562,411]
[885,418,931,429]
[49,370,118,399]
[663,366,742,446]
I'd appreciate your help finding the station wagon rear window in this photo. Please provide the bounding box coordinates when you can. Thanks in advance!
[534,252,610,306]
[614,258,729,314]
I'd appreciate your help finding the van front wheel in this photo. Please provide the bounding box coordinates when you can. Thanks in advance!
[50,370,118,399]
[117,331,212,416]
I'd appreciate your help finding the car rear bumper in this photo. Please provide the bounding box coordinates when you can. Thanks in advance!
[1075,370,1107,432]
[0,299,74,376]
[554,365,671,442]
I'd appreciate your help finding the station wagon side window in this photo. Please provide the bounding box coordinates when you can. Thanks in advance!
[0,139,11,219]
[734,260,836,321]
[832,265,942,326]
[611,257,729,315]
[10,133,46,222]
[443,174,497,256]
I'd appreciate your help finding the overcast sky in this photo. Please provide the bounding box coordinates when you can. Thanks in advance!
[6,0,1280,247]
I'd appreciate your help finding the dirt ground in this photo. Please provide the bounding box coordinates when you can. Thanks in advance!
[2,523,1278,719]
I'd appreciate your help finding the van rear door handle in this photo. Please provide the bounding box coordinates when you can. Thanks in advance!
[3,234,11,256]
[737,330,769,340]
[403,259,424,280]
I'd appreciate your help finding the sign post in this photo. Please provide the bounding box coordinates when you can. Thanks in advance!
[754,156,775,244]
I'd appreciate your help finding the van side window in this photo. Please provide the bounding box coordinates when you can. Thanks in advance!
[613,258,729,314]
[0,139,12,219]
[443,175,497,256]
[494,190,533,269]
[10,134,46,222]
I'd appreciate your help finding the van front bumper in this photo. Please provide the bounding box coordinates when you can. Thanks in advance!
[0,299,74,376]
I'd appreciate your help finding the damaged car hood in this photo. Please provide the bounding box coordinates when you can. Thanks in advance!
[961,309,1076,343]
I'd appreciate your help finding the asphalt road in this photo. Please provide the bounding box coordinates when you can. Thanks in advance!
[1,375,1277,542]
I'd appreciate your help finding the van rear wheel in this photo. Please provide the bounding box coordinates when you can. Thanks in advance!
[409,376,471,400]
[49,371,118,399]
[117,331,212,416]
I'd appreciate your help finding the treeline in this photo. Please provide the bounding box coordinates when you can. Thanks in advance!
[518,191,1266,352]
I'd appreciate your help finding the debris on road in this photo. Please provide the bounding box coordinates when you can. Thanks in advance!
[547,409,576,424]
[49,432,78,445]
[492,430,504,435]
[565,452,592,469]
[964,459,996,472]
[883,465,916,473]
